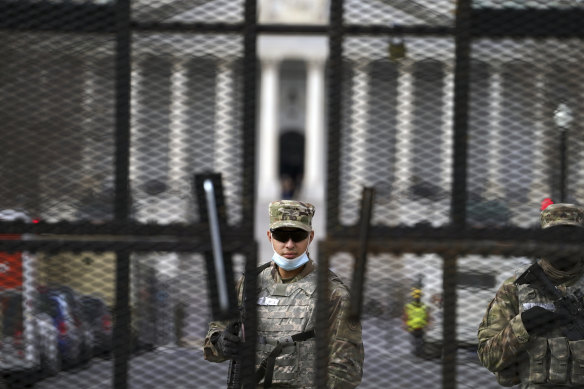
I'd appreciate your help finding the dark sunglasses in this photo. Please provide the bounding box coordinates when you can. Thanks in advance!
[270,229,309,243]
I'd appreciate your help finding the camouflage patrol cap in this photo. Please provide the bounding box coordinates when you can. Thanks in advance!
[540,203,584,229]
[269,200,315,232]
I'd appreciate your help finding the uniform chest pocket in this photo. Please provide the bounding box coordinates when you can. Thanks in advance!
[569,339,584,385]
[548,337,569,384]
[527,337,548,384]
[271,345,298,383]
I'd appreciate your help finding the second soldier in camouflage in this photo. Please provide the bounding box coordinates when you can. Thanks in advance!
[478,202,584,388]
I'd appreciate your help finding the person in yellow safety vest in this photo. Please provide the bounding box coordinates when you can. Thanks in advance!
[402,287,430,357]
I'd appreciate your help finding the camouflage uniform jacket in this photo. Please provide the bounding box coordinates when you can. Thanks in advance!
[477,263,584,388]
[204,259,364,388]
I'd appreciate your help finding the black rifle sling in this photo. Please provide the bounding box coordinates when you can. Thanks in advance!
[242,261,272,318]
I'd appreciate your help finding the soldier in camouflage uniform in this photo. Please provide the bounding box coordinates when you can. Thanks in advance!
[478,203,584,388]
[203,200,364,388]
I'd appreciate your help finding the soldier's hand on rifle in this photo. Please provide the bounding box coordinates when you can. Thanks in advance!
[211,322,241,359]
[522,306,571,336]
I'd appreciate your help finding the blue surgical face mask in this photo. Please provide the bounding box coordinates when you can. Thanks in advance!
[271,237,310,271]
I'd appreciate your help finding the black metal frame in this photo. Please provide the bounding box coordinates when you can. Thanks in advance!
[1,0,584,388]
[320,1,584,389]
[0,1,260,388]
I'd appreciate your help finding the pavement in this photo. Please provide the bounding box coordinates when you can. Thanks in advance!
[26,315,503,389]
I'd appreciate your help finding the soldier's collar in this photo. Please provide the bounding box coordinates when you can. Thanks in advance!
[272,259,315,283]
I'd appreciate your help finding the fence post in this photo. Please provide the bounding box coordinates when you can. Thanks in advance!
[112,0,132,386]
[350,187,375,320]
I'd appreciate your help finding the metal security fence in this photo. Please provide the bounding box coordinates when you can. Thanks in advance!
[0,0,257,388]
[322,1,584,389]
[0,1,584,389]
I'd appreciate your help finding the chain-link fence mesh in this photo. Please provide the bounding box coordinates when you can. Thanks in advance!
[1,1,584,388]
[326,1,584,389]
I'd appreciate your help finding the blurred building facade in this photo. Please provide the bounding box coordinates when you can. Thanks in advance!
[3,0,584,351]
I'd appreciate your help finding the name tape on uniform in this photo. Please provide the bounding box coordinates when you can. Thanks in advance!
[258,297,279,306]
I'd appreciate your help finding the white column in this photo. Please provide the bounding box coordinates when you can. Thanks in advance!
[214,59,242,225]
[393,65,414,214]
[300,59,326,200]
[168,59,190,221]
[484,70,503,201]
[257,58,281,200]
[441,71,454,195]
[438,71,454,225]
[256,58,281,262]
[79,60,99,201]
[300,58,327,242]
[528,72,548,208]
[394,67,414,188]
[342,60,370,225]
[129,61,144,219]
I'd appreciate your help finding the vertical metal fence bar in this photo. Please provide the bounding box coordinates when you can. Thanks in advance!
[242,241,259,389]
[451,0,472,228]
[114,0,131,222]
[317,0,344,386]
[242,0,258,225]
[326,0,344,236]
[113,251,131,389]
[442,254,458,389]
[349,187,375,319]
[443,1,472,388]
[113,0,132,387]
[315,241,331,388]
[241,1,258,387]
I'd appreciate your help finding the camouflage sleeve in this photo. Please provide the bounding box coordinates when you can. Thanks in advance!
[202,274,245,363]
[477,276,529,372]
[327,283,364,389]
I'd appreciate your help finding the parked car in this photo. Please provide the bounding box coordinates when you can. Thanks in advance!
[0,290,60,378]
[0,209,60,379]
[79,295,112,357]
[38,286,93,367]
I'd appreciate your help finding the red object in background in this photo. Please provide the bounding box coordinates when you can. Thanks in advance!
[541,198,554,211]
[0,234,23,289]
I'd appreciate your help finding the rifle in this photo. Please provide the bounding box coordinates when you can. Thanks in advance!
[515,262,584,340]
[227,261,271,389]
[226,321,242,389]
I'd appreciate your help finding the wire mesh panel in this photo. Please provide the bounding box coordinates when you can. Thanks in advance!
[0,0,252,388]
[469,38,584,227]
[0,31,116,222]
[130,33,245,225]
[326,1,584,389]
[339,36,455,227]
[0,4,117,386]
[344,0,455,27]
[132,0,244,24]
[4,0,584,389]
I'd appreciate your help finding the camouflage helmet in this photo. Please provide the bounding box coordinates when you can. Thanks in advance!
[269,200,315,232]
[540,203,584,229]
